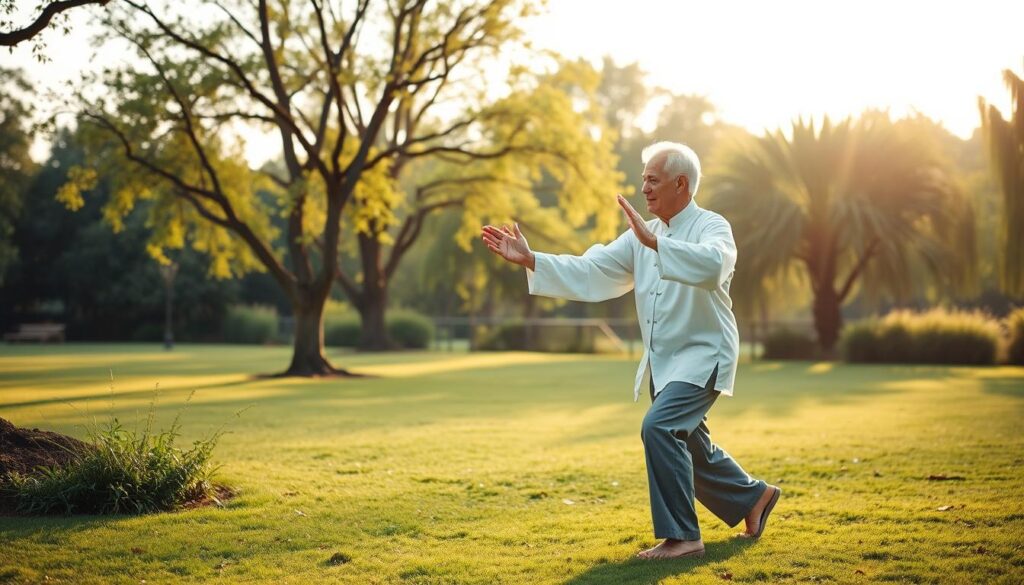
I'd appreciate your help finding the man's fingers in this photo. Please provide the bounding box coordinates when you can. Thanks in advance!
[481,233,503,248]
[482,225,506,238]
[513,222,523,238]
[617,194,641,221]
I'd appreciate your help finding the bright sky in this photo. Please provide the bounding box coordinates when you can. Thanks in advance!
[524,0,1024,140]
[3,0,1022,165]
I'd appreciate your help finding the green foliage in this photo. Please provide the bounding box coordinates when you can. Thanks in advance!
[0,67,35,286]
[222,304,278,345]
[762,329,820,360]
[324,312,361,348]
[1,410,220,516]
[841,309,1001,365]
[3,131,240,341]
[1006,307,1024,365]
[386,310,434,349]
[325,308,434,349]
[478,322,596,353]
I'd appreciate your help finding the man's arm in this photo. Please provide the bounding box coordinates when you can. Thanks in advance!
[481,223,635,302]
[617,195,736,291]
[654,217,737,290]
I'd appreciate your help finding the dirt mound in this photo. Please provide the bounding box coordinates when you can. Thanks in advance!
[0,417,93,478]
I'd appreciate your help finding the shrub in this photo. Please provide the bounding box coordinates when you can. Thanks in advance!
[387,310,434,349]
[324,313,362,347]
[1007,307,1024,365]
[222,304,278,344]
[1,411,221,515]
[841,309,1000,365]
[478,322,596,353]
[761,328,819,360]
[324,308,434,349]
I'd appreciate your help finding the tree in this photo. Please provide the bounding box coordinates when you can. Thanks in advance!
[336,57,625,348]
[979,68,1024,297]
[65,1,622,373]
[0,0,110,47]
[706,113,976,352]
[4,129,239,340]
[0,67,35,286]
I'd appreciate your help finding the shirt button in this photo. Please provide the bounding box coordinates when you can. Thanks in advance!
[646,319,650,324]
[656,291,662,296]
[667,233,673,237]
[649,291,654,296]
[653,320,658,324]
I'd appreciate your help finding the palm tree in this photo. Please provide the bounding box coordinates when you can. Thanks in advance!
[979,68,1024,297]
[707,113,976,353]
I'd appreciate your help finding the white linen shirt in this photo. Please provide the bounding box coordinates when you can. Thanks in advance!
[526,200,740,401]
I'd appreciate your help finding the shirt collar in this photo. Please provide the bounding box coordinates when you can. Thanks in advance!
[661,198,701,229]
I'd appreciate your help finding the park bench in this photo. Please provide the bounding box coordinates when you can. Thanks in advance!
[3,323,66,343]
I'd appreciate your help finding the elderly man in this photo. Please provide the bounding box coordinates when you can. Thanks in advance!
[480,141,781,559]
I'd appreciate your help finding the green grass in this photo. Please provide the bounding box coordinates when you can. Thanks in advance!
[1,344,1023,584]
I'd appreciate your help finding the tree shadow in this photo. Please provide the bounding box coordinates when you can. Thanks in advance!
[562,538,756,585]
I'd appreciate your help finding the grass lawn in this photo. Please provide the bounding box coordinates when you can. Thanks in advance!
[1,344,1023,584]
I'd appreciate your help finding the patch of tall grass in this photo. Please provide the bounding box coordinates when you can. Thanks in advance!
[1006,307,1024,365]
[0,392,223,515]
[841,308,1001,365]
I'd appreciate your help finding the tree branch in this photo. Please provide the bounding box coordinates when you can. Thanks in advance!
[0,0,109,47]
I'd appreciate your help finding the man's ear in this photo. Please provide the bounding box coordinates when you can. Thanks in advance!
[677,174,689,196]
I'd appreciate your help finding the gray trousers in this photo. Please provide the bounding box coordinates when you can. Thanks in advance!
[641,368,767,540]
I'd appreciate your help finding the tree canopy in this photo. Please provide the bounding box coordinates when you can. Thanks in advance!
[707,113,977,351]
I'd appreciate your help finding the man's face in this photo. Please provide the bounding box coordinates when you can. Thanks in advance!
[641,153,689,221]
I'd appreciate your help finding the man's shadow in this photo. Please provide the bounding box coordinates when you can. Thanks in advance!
[562,538,757,585]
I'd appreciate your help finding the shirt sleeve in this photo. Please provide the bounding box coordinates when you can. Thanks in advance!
[526,230,635,302]
[655,215,737,290]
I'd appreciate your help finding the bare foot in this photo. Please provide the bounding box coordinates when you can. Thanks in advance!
[737,484,781,538]
[636,538,705,559]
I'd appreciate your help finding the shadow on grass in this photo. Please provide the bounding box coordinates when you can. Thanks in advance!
[0,376,257,410]
[563,538,756,585]
[980,377,1024,400]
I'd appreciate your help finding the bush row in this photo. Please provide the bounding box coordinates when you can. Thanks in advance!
[324,309,434,349]
[760,307,1024,365]
[841,309,1003,365]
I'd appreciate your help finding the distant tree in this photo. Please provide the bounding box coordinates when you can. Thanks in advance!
[0,67,35,286]
[0,0,110,47]
[707,113,977,353]
[979,68,1024,297]
[3,130,237,339]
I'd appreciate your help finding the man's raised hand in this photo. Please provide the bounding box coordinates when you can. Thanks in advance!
[617,194,658,250]
[481,223,535,270]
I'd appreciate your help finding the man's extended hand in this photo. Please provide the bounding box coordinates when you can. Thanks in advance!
[617,194,657,250]
[481,223,535,270]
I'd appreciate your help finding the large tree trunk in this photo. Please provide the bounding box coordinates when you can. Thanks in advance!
[281,291,350,377]
[812,286,842,356]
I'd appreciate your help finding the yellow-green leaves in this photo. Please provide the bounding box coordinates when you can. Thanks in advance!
[55,166,98,211]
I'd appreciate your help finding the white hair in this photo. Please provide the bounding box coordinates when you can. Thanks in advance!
[641,141,702,197]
